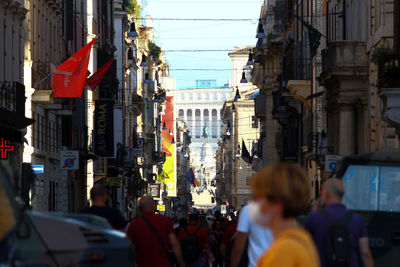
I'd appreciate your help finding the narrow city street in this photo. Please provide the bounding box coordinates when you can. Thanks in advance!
[1,0,400,266]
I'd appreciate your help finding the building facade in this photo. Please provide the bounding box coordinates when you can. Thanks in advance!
[0,0,32,202]
[217,47,259,208]
[250,0,400,200]
[174,84,232,207]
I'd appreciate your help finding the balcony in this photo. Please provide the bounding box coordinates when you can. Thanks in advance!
[321,41,368,74]
[0,81,33,141]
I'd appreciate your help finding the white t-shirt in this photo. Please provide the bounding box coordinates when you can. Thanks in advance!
[237,205,273,267]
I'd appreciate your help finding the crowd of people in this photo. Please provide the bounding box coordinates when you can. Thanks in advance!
[81,163,374,267]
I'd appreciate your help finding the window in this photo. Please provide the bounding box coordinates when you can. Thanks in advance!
[251,116,258,128]
[342,165,400,212]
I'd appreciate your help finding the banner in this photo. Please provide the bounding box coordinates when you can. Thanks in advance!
[94,100,114,157]
[159,96,176,196]
[52,38,96,97]
[85,59,114,89]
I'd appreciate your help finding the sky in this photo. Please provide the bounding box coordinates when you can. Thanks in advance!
[141,0,264,89]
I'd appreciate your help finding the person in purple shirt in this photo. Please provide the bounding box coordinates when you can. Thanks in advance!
[305,179,374,267]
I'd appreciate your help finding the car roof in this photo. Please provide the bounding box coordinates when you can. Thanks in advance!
[335,149,400,177]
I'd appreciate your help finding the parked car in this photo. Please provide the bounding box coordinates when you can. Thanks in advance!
[0,162,135,266]
[334,149,400,267]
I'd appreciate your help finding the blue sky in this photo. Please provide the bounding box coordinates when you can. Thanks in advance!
[141,0,264,89]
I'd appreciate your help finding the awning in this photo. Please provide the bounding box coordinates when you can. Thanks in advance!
[249,90,260,100]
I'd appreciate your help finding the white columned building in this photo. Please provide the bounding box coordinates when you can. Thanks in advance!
[173,82,232,207]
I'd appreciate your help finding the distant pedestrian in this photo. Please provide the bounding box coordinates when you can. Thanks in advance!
[127,196,184,267]
[305,178,374,267]
[220,209,240,267]
[211,220,224,266]
[80,184,125,230]
[230,204,273,267]
[178,213,210,267]
[250,164,319,267]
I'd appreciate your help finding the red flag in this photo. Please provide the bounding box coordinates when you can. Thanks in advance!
[52,38,96,98]
[85,58,114,89]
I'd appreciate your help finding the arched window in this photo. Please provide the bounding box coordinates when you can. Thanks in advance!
[195,109,201,138]
[212,109,218,138]
[187,109,193,137]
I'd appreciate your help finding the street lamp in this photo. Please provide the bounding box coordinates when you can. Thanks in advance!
[162,122,167,130]
[140,55,148,67]
[231,103,236,113]
[171,137,175,144]
[247,52,254,66]
[144,73,151,84]
[256,23,265,39]
[128,21,138,39]
[234,87,241,101]
[226,129,231,136]
[240,71,248,83]
[169,129,173,136]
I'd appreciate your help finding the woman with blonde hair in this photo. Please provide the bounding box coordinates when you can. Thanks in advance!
[249,163,320,267]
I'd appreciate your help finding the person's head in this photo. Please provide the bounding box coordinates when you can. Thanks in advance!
[90,184,108,205]
[179,217,188,228]
[320,178,344,206]
[229,212,236,222]
[250,163,310,227]
[214,210,221,219]
[139,196,156,213]
[188,213,199,225]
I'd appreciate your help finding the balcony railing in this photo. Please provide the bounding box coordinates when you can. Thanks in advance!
[322,41,368,73]
[0,81,25,114]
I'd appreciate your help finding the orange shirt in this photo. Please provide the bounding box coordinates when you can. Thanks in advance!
[257,228,320,267]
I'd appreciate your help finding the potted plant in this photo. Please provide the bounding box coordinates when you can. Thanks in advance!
[148,41,162,63]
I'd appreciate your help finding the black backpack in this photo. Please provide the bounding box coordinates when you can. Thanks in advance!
[322,211,353,267]
[182,227,201,262]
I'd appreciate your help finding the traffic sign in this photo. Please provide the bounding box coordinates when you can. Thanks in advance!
[221,204,227,214]
[60,150,79,170]
[32,165,44,173]
[325,155,343,172]
[157,205,165,211]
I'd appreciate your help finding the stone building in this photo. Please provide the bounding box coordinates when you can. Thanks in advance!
[216,47,259,208]
[250,0,400,199]
[23,0,70,212]
[0,0,32,200]
[174,83,232,207]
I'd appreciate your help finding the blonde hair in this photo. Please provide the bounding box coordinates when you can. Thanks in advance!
[251,163,310,218]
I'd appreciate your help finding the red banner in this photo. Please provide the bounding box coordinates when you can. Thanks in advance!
[52,38,96,98]
[85,58,114,89]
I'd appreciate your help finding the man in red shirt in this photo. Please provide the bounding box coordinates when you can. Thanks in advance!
[178,214,210,267]
[127,196,184,267]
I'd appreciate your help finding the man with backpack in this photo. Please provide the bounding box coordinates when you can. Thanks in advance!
[127,196,184,267]
[178,213,210,267]
[305,178,374,267]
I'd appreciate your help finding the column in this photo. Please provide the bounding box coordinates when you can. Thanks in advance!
[217,110,221,138]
